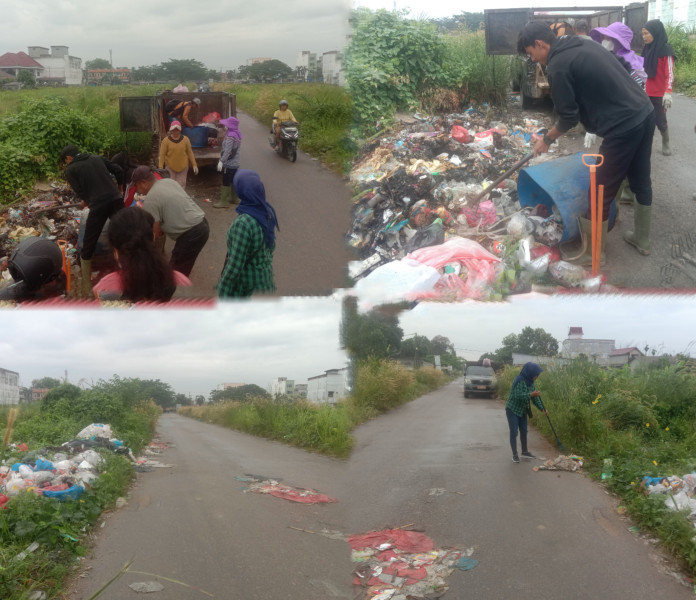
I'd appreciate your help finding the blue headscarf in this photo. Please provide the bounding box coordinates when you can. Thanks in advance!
[512,362,543,388]
[234,169,279,248]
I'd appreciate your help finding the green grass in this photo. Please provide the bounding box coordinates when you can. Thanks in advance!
[498,360,696,574]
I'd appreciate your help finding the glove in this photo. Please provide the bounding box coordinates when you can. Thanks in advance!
[193,166,199,175]
[584,133,598,148]
[217,160,223,172]
[662,93,672,109]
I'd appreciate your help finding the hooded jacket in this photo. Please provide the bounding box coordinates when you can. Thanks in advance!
[64,153,123,207]
[546,36,653,137]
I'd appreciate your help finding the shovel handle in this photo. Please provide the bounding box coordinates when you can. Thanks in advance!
[581,153,604,168]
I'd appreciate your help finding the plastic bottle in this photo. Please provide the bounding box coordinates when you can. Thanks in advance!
[601,458,613,480]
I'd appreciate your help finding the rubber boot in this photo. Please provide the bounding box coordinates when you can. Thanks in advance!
[623,203,651,255]
[80,258,92,298]
[559,217,607,266]
[617,179,635,204]
[214,185,231,208]
[660,128,672,156]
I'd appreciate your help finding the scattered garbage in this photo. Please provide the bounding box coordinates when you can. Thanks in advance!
[349,529,476,599]
[349,108,612,303]
[129,581,165,593]
[533,455,584,472]
[640,473,696,529]
[235,474,337,504]
[601,458,613,480]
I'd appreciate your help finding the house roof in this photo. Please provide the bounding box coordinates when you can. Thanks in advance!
[0,51,43,69]
[609,347,644,356]
[568,327,584,335]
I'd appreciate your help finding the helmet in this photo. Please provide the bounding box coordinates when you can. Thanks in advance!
[8,237,63,290]
[279,99,288,107]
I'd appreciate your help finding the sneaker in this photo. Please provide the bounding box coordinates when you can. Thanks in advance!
[521,452,536,459]
[512,455,520,463]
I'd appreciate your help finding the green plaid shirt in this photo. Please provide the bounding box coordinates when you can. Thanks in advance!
[217,214,275,298]
[505,380,545,417]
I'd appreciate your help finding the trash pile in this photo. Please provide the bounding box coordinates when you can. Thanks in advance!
[533,454,585,472]
[349,529,477,599]
[235,474,338,504]
[348,109,606,305]
[0,423,160,509]
[640,474,696,528]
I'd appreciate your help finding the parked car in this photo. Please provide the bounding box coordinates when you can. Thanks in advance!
[464,365,497,398]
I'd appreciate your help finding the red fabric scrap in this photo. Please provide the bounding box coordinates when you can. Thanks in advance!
[451,125,470,144]
[0,494,9,509]
[348,529,434,553]
[201,112,221,123]
[34,483,69,495]
[17,443,29,452]
[261,484,337,504]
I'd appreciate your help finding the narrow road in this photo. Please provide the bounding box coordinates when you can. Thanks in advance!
[533,93,696,289]
[345,379,692,599]
[68,414,351,599]
[170,109,353,298]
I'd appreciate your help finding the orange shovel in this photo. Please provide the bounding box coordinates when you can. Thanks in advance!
[581,154,604,276]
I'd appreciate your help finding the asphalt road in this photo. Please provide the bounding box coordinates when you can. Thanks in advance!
[532,93,696,290]
[169,110,353,298]
[70,383,693,599]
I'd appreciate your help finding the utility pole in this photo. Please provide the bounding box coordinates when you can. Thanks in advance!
[109,49,113,68]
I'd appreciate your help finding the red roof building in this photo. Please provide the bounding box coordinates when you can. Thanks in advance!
[0,51,43,77]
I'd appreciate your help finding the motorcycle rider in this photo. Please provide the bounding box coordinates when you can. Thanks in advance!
[271,100,298,149]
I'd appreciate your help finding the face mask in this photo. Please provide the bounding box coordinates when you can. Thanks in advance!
[602,40,615,52]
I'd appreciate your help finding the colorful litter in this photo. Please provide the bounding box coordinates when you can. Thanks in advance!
[349,529,476,598]
[533,455,584,472]
[640,473,696,528]
[235,474,337,504]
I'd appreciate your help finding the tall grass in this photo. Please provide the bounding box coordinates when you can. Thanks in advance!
[498,360,696,573]
[665,23,696,94]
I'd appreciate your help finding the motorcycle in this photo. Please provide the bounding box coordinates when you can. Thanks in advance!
[269,121,299,163]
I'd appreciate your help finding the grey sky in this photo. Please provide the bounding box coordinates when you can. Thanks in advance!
[0,0,350,72]
[400,293,696,360]
[1,297,347,398]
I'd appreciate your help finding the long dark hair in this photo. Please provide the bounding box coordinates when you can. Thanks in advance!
[107,208,176,301]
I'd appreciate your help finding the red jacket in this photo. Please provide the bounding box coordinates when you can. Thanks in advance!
[646,55,673,97]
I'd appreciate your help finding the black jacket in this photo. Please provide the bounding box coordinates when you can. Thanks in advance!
[547,36,653,137]
[64,153,123,207]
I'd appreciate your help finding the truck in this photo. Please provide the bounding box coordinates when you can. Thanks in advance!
[118,91,237,167]
[484,3,649,108]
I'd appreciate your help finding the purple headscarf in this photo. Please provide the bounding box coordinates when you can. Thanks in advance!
[590,22,644,73]
[219,116,242,140]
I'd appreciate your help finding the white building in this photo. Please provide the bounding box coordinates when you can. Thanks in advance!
[321,50,345,86]
[649,0,696,25]
[271,377,295,398]
[216,382,245,391]
[0,368,20,405]
[307,368,348,405]
[28,46,82,85]
[296,51,318,82]
[294,383,308,399]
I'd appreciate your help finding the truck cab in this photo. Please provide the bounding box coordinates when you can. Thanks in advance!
[119,91,236,167]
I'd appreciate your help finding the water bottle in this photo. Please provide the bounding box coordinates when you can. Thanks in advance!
[601,458,613,480]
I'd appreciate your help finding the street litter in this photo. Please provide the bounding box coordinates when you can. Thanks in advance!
[640,473,696,529]
[129,581,165,593]
[349,108,613,302]
[533,455,584,472]
[349,529,477,599]
[235,474,337,504]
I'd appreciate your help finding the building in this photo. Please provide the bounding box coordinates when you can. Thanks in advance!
[32,388,50,402]
[321,50,345,86]
[561,327,615,363]
[270,377,295,398]
[307,368,348,405]
[216,382,245,391]
[248,57,271,65]
[28,46,82,85]
[0,51,43,81]
[649,0,696,25]
[296,51,318,82]
[294,383,308,399]
[87,68,131,85]
[0,368,20,405]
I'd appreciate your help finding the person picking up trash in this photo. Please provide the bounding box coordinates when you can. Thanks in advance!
[517,21,656,261]
[131,166,209,278]
[166,97,201,128]
[215,116,242,208]
[642,20,675,156]
[217,170,278,298]
[505,362,547,463]
[60,145,125,297]
[271,100,298,150]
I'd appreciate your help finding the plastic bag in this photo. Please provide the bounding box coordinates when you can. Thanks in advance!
[451,125,470,144]
[403,221,445,254]
[407,236,500,270]
[76,423,113,440]
[461,200,497,228]
[352,259,441,309]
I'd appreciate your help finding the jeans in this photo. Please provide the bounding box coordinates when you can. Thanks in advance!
[506,408,528,457]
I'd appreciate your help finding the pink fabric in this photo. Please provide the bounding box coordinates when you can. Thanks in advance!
[94,271,191,295]
[461,200,497,227]
[407,236,500,268]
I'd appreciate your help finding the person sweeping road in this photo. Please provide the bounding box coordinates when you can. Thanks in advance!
[505,362,548,463]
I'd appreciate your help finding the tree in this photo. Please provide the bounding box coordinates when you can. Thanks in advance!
[31,376,62,389]
[431,335,455,356]
[432,12,484,33]
[162,58,208,82]
[195,395,206,406]
[489,327,559,364]
[17,70,36,88]
[86,58,112,69]
[243,59,293,83]
[93,376,176,409]
[209,384,270,403]
[340,296,403,361]
[175,393,191,406]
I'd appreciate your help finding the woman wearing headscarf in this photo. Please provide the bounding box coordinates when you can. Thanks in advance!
[214,116,242,208]
[217,170,279,298]
[505,362,547,463]
[642,20,675,156]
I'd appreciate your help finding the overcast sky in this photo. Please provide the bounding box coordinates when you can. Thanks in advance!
[1,298,347,398]
[354,1,644,20]
[3,293,695,399]
[0,0,350,71]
